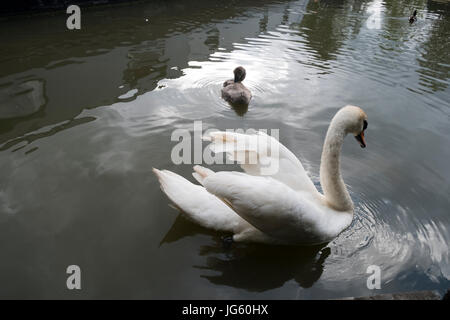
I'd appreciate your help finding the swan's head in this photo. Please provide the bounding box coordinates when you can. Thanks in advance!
[233,66,246,83]
[336,105,368,148]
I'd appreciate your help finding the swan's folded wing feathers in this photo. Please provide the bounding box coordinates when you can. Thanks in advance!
[203,171,327,244]
[192,165,214,186]
[204,131,319,196]
[153,168,240,232]
[153,168,279,243]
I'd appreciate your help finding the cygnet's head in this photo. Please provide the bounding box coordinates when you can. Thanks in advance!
[233,66,246,83]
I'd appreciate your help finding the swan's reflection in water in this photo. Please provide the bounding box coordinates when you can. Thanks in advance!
[197,243,329,291]
[161,214,330,291]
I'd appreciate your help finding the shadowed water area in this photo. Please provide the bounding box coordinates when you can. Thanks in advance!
[0,0,449,299]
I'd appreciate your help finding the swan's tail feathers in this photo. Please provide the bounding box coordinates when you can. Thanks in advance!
[192,165,215,186]
[152,168,241,233]
[153,168,189,204]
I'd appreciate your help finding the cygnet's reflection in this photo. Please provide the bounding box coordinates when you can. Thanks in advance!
[228,101,249,116]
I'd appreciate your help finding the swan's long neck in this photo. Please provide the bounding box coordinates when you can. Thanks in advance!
[320,119,354,212]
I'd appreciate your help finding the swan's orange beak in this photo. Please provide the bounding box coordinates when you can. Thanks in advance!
[355,131,366,148]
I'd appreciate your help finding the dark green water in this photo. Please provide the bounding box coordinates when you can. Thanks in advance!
[0,0,449,299]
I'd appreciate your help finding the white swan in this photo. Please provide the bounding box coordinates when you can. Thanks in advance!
[153,105,368,245]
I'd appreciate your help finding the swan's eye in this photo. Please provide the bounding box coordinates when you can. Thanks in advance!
[363,120,368,131]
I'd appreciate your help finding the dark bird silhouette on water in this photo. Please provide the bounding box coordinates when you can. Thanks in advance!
[409,9,417,24]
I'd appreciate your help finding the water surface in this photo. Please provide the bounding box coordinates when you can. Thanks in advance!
[0,0,449,299]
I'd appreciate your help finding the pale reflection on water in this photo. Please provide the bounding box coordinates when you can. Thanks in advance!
[0,0,449,299]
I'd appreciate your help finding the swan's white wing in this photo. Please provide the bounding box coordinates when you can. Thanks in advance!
[153,168,280,243]
[203,171,332,244]
[205,131,319,196]
[153,168,242,232]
